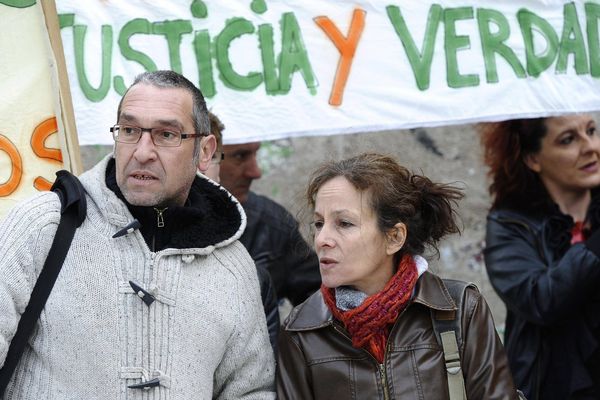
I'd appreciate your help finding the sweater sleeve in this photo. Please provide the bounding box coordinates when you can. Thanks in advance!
[0,192,61,366]
[484,213,600,325]
[212,242,276,399]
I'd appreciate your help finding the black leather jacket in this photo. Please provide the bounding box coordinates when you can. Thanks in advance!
[240,192,321,306]
[485,204,600,400]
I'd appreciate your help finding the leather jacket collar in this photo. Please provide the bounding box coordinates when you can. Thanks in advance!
[285,271,458,331]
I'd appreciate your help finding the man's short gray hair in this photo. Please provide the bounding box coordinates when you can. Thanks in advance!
[117,70,210,162]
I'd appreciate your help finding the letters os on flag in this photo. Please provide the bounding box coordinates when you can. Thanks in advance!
[0,0,77,218]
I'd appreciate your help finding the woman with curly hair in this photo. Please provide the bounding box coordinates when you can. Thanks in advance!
[481,114,600,399]
[277,153,520,399]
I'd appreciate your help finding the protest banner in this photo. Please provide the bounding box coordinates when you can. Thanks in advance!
[0,0,81,219]
[56,0,600,144]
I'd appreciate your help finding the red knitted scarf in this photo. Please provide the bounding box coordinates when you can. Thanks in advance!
[321,254,418,363]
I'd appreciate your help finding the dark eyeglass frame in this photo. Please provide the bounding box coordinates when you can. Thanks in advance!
[110,124,205,147]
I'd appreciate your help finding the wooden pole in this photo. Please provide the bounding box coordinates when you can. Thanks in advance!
[40,0,83,175]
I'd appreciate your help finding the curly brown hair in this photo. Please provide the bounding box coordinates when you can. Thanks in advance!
[306,153,463,263]
[479,118,548,210]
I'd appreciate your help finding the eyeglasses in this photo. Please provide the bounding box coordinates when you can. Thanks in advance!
[110,124,204,147]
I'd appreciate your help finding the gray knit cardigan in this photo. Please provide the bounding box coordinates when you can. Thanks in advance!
[0,155,275,399]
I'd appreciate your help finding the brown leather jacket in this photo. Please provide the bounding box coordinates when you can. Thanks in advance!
[277,271,519,399]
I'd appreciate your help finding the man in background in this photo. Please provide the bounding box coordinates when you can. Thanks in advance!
[219,141,321,309]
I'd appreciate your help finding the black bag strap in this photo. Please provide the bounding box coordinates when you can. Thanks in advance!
[0,170,86,396]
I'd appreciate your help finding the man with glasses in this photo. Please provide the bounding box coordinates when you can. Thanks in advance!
[219,142,321,312]
[0,70,275,399]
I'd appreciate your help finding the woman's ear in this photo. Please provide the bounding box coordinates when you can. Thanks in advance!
[524,153,541,173]
[386,222,406,255]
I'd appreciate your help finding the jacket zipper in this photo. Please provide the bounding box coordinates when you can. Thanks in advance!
[333,323,391,400]
[379,363,390,400]
[152,208,168,251]
[379,331,395,400]
[154,207,167,228]
[147,253,156,379]
[334,304,411,399]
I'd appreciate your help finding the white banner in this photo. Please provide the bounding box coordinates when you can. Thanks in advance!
[0,0,77,219]
[56,0,600,144]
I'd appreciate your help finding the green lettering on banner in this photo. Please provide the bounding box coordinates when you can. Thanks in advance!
[0,0,35,8]
[73,24,113,102]
[114,18,158,95]
[279,12,317,94]
[191,3,214,97]
[190,0,207,19]
[216,18,263,91]
[477,8,526,83]
[444,7,479,88]
[518,9,559,77]
[251,1,279,94]
[251,0,267,14]
[259,23,280,94]
[387,4,442,91]
[557,2,589,74]
[153,20,193,74]
[193,30,215,97]
[59,13,75,28]
[585,2,600,77]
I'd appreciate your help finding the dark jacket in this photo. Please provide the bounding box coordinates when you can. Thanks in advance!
[277,271,518,399]
[485,205,600,399]
[256,263,280,355]
[241,191,321,306]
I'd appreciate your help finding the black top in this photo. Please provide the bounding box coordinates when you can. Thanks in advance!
[485,196,600,400]
[240,191,321,306]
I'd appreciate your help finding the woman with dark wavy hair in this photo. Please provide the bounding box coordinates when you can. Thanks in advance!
[277,153,520,399]
[481,114,600,400]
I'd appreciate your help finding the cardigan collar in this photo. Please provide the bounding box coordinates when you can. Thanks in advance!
[79,155,246,252]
